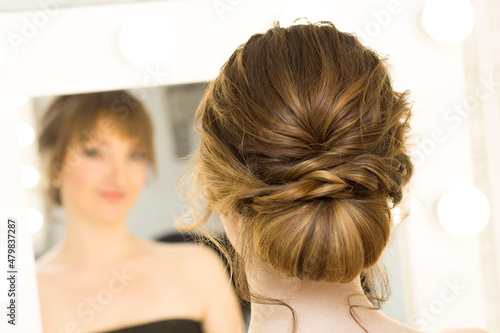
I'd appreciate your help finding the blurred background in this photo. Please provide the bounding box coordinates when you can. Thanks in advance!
[0,0,499,332]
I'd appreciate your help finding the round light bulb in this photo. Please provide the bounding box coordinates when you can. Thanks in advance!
[119,13,175,68]
[437,185,490,237]
[22,164,39,189]
[421,0,476,44]
[17,123,35,148]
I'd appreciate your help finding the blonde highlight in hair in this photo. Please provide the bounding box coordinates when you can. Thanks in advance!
[178,21,413,332]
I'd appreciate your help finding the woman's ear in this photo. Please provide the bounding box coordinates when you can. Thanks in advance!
[220,211,241,253]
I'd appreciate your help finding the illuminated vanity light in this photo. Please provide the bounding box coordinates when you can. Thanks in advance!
[26,208,44,233]
[22,164,39,189]
[437,185,490,237]
[119,13,175,68]
[278,2,326,28]
[17,123,35,148]
[421,0,476,44]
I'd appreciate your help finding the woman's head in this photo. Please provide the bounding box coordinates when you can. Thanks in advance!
[184,21,413,295]
[38,90,156,222]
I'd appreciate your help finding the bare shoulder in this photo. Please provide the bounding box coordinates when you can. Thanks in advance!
[435,328,490,333]
[149,240,214,257]
[149,241,227,274]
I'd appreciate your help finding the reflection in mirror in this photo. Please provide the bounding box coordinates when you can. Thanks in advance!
[31,84,245,333]
[32,83,209,258]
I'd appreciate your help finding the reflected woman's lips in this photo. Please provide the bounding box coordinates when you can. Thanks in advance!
[100,191,125,201]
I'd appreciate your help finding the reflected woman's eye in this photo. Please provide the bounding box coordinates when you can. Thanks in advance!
[130,151,146,161]
[83,148,100,157]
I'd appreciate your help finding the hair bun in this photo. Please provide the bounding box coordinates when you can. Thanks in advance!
[190,22,414,285]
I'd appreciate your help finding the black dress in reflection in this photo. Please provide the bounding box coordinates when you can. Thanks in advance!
[97,319,203,333]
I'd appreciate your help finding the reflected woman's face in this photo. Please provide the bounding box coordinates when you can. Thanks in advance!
[58,125,148,224]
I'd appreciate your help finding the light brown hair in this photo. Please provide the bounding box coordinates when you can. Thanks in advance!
[38,90,156,206]
[179,21,413,332]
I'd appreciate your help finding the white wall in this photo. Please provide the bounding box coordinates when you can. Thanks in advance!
[0,0,493,332]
